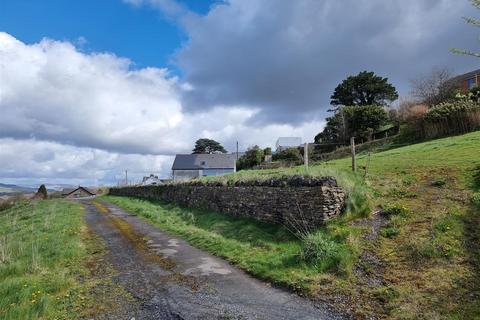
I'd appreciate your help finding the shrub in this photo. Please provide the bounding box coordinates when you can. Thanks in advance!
[237,146,264,170]
[300,232,353,274]
[422,100,480,138]
[272,148,303,163]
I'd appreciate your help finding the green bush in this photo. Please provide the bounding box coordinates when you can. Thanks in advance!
[300,232,353,274]
[424,100,480,122]
[272,148,303,162]
[237,146,264,170]
[421,100,480,139]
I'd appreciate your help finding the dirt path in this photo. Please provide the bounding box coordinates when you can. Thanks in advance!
[83,200,346,320]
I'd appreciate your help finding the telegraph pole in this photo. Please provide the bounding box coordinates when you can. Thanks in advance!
[125,170,128,186]
[236,141,239,160]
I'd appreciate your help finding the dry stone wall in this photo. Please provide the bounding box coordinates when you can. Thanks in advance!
[109,176,346,229]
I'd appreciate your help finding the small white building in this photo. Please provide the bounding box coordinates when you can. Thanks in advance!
[275,137,302,152]
[141,174,163,186]
[172,154,236,182]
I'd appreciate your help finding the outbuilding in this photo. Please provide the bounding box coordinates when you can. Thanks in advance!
[61,186,96,199]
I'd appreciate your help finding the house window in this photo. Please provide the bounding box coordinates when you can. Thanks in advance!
[200,161,206,165]
[467,77,477,90]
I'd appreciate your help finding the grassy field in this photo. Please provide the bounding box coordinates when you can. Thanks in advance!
[0,199,130,320]
[104,131,480,319]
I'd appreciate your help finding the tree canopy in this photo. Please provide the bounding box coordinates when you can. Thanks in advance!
[237,146,264,170]
[315,105,388,144]
[330,71,398,107]
[192,138,227,154]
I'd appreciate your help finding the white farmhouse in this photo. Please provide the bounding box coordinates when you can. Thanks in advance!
[171,154,237,182]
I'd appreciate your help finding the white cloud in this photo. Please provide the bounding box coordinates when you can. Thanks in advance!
[0,32,322,185]
[0,138,174,187]
[171,0,480,122]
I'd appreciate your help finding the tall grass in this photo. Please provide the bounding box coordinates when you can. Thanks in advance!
[0,199,87,320]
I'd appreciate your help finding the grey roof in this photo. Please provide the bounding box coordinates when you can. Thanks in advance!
[276,137,302,147]
[61,186,95,196]
[61,188,75,195]
[172,154,236,170]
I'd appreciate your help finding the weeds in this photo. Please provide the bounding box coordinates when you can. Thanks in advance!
[474,165,480,189]
[300,232,354,274]
[381,203,411,218]
[472,192,480,208]
[380,227,400,238]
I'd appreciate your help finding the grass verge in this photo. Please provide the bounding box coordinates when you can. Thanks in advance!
[0,199,131,319]
[102,195,363,293]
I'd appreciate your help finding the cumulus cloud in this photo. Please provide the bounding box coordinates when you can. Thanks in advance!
[0,138,175,187]
[0,32,321,184]
[170,0,479,123]
[0,32,320,155]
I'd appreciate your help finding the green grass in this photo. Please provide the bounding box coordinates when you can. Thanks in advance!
[102,195,361,291]
[324,131,480,319]
[0,199,130,319]
[0,199,89,319]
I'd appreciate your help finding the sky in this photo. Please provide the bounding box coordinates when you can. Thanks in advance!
[0,0,479,187]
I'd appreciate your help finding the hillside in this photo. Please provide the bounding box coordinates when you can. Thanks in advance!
[232,131,480,318]
[105,131,480,319]
[322,131,480,318]
[0,183,37,195]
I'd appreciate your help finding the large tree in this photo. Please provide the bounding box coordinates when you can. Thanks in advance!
[315,105,388,144]
[330,71,398,107]
[192,138,227,154]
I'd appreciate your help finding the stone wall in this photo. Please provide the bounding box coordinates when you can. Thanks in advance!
[109,176,346,229]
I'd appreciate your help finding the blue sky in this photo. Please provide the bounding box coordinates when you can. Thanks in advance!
[0,0,216,70]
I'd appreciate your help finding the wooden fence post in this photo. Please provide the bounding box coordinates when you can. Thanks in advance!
[304,142,309,170]
[350,137,356,172]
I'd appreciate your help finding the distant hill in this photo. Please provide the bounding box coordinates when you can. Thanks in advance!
[0,183,56,196]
